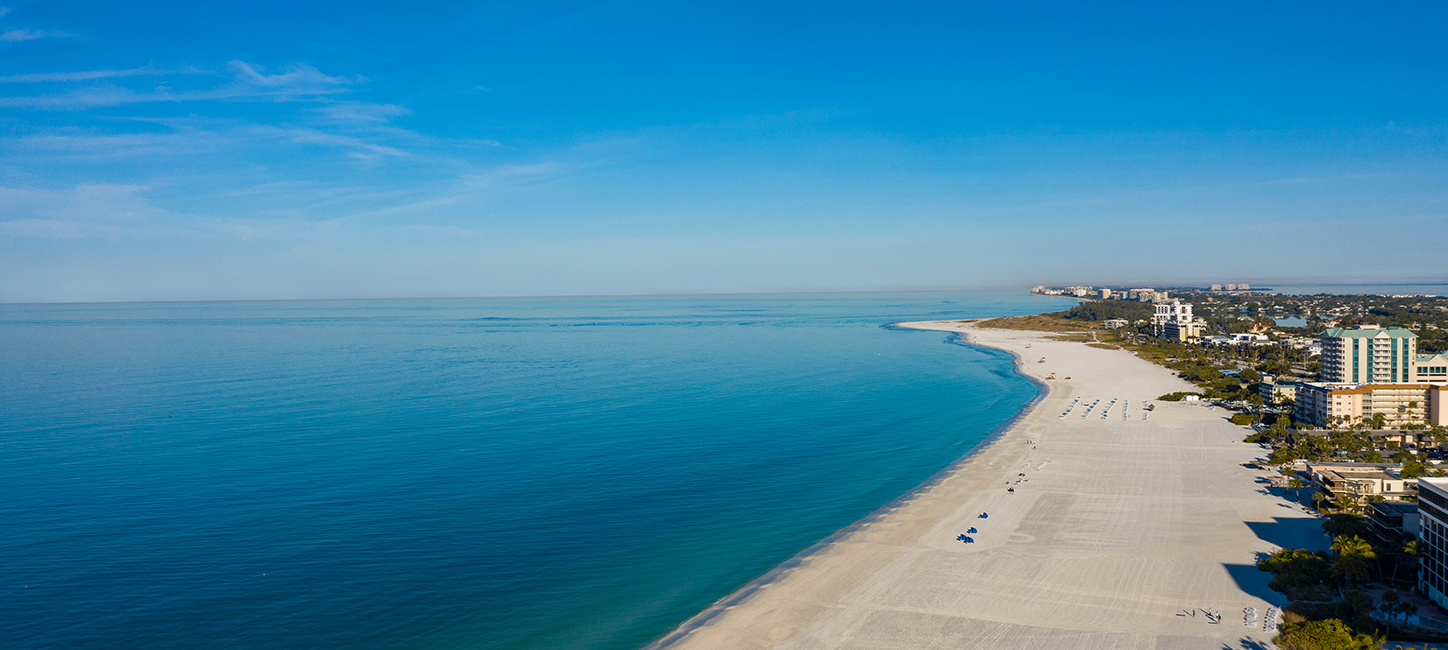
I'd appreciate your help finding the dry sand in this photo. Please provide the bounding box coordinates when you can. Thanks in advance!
[650,320,1328,650]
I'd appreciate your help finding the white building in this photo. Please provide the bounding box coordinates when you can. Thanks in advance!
[1153,301,1206,340]
[1153,301,1192,328]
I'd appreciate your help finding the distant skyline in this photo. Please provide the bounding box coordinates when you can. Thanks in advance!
[3,1,1448,303]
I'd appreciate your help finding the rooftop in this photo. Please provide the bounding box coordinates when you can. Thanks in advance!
[1322,326,1417,339]
[1306,461,1402,471]
[1319,469,1401,482]
[1369,501,1419,516]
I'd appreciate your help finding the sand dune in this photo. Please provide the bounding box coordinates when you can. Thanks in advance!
[651,320,1327,650]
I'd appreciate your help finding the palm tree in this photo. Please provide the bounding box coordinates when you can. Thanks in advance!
[1334,492,1358,513]
[1331,535,1376,586]
[1393,538,1422,585]
[1379,590,1402,637]
[1288,477,1307,504]
[1394,597,1419,628]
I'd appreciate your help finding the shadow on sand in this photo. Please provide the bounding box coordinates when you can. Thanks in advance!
[1220,638,1273,650]
[1221,514,1333,607]
[1223,563,1286,605]
[1244,516,1330,551]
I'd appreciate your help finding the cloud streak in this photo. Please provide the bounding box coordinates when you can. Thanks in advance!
[227,61,356,93]
[277,127,409,158]
[1,28,69,42]
[0,66,171,83]
[0,61,357,109]
[313,102,412,123]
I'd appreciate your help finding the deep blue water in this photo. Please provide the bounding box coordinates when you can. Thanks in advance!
[1,292,1054,650]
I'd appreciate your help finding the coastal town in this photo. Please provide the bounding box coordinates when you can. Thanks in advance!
[1025,284,1448,647]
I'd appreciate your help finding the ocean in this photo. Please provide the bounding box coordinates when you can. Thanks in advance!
[1,292,1054,650]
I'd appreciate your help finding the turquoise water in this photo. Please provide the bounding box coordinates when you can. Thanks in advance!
[1,293,1049,650]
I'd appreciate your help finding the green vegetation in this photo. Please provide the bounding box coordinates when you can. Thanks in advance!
[1008,295,1448,464]
[1329,535,1375,585]
[1275,618,1381,650]
[1038,290,1448,405]
[1258,513,1439,647]
[1259,548,1334,601]
[1058,300,1154,323]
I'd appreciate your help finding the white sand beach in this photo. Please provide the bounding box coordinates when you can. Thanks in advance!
[652,320,1328,650]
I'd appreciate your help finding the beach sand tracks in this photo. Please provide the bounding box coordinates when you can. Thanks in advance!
[1016,491,1245,550]
[838,547,1267,642]
[781,608,1152,650]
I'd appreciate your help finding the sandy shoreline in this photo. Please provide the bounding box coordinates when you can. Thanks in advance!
[650,320,1328,650]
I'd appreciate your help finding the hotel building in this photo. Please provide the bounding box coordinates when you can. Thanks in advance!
[1306,462,1418,505]
[1421,352,1448,382]
[1320,326,1419,384]
[1419,478,1448,608]
[1153,301,1206,341]
[1294,381,1448,429]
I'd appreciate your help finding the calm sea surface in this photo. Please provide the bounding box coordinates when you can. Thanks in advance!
[1,293,1055,650]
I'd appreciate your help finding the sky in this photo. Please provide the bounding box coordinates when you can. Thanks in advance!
[3,1,1448,302]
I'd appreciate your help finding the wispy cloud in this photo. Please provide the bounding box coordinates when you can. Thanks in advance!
[464,163,559,187]
[0,183,170,238]
[313,102,412,122]
[0,66,169,83]
[10,129,229,159]
[277,127,409,158]
[226,61,356,94]
[0,60,357,109]
[1,28,69,42]
[333,194,469,223]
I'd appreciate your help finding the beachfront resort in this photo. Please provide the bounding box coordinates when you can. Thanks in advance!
[657,288,1448,650]
[1010,286,1448,647]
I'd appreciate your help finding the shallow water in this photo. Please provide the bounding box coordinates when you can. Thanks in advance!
[1,292,1052,650]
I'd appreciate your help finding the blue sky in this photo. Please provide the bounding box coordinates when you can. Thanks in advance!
[3,1,1448,302]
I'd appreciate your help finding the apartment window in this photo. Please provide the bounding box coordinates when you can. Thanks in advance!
[1353,339,1360,382]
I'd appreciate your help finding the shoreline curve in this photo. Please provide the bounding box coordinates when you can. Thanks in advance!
[643,321,1047,649]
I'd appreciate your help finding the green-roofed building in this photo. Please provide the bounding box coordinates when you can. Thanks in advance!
[1320,325,1418,383]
